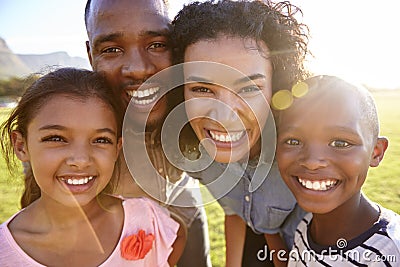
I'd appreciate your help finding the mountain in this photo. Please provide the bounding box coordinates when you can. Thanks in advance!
[19,52,90,74]
[0,37,91,80]
[0,37,32,79]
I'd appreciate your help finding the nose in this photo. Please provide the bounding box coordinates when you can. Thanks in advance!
[298,144,328,170]
[121,48,157,80]
[66,143,92,169]
[208,90,247,126]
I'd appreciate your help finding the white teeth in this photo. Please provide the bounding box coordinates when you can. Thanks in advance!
[312,181,320,190]
[127,86,160,105]
[132,93,158,105]
[209,130,245,143]
[62,176,94,185]
[298,177,337,191]
[321,181,327,190]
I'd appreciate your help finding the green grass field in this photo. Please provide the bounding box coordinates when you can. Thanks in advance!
[0,90,399,267]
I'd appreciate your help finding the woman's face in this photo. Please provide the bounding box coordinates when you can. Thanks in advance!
[183,36,273,163]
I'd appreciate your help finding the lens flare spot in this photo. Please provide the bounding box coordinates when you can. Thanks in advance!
[272,90,293,110]
[292,81,309,98]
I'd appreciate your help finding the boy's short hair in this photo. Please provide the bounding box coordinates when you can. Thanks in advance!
[295,75,380,140]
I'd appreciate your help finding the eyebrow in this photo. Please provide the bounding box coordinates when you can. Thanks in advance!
[39,125,117,136]
[93,28,169,48]
[185,73,266,85]
[139,29,169,38]
[185,76,213,84]
[93,32,123,49]
[233,74,266,85]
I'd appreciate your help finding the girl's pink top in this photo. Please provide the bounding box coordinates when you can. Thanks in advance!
[0,197,179,266]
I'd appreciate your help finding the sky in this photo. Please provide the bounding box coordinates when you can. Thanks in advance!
[0,0,399,89]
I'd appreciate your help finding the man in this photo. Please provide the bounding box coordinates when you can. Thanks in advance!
[84,1,211,266]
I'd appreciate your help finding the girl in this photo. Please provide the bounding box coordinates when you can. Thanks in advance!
[0,68,179,266]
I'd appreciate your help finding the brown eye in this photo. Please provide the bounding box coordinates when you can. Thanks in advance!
[102,47,122,54]
[239,85,261,94]
[94,137,113,144]
[191,86,212,94]
[148,42,167,50]
[41,135,65,142]
[329,140,350,148]
[285,139,300,146]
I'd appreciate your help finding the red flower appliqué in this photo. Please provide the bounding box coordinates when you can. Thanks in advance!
[121,230,155,260]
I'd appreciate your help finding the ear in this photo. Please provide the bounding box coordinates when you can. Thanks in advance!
[86,40,93,67]
[116,137,123,159]
[370,137,388,167]
[11,131,30,162]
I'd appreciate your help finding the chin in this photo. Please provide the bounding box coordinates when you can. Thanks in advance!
[298,201,337,215]
[213,151,247,164]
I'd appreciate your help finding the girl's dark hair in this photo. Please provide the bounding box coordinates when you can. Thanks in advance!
[0,68,125,208]
[171,0,310,92]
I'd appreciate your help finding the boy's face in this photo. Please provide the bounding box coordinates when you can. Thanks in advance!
[276,86,386,214]
[183,36,273,163]
[86,0,171,130]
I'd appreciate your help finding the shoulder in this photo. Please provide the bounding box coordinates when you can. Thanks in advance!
[122,197,178,233]
[123,197,169,216]
[0,215,40,266]
[295,212,312,235]
[380,206,400,251]
[292,213,312,245]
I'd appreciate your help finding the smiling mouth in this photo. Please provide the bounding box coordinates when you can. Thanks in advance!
[208,129,246,143]
[59,176,95,185]
[127,86,160,105]
[297,177,338,191]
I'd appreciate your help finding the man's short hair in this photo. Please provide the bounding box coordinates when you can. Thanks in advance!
[84,0,169,28]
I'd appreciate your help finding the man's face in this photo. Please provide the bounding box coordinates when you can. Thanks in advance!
[86,0,171,129]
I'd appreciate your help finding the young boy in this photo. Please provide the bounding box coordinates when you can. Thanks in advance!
[276,75,400,266]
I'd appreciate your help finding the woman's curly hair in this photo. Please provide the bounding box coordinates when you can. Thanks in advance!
[171,0,311,91]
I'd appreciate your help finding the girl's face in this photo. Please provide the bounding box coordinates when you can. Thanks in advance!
[16,95,121,207]
[183,36,273,163]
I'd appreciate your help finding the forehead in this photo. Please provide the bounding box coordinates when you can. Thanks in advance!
[185,36,270,66]
[87,0,169,38]
[280,86,366,129]
[31,95,116,126]
[184,36,272,85]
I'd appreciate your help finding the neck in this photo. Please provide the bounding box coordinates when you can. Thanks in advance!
[310,193,379,246]
[250,138,261,159]
[29,193,108,229]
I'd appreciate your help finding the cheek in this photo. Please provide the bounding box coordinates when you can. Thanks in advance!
[246,96,270,121]
[184,98,206,121]
[96,149,119,170]
[276,147,296,169]
[188,118,204,137]
[151,51,171,71]
[93,59,120,78]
